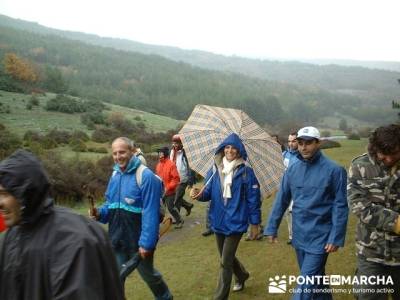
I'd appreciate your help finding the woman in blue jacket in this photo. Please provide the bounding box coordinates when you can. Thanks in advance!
[191,133,261,300]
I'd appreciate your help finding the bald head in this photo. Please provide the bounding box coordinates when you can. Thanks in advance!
[111,137,134,171]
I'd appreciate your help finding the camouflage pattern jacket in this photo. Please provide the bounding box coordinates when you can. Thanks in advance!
[348,153,400,265]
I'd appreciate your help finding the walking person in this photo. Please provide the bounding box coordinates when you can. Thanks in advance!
[282,131,299,244]
[264,126,348,300]
[89,137,173,300]
[348,124,400,300]
[190,133,262,299]
[170,134,194,216]
[156,146,184,229]
[0,150,124,300]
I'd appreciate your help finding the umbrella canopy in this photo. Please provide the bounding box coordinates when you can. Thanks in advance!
[178,104,285,197]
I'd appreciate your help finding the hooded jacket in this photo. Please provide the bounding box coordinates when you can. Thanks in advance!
[199,133,261,235]
[0,150,123,300]
[264,150,348,254]
[100,155,162,251]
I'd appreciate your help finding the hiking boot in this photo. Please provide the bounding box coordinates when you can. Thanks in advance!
[202,229,213,237]
[174,220,184,229]
[233,273,250,292]
[185,204,194,216]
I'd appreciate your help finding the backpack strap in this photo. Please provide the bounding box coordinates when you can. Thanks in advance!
[135,164,148,188]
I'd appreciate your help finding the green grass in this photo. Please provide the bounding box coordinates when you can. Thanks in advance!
[0,90,182,136]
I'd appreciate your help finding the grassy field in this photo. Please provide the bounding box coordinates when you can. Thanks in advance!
[0,90,182,136]
[102,138,367,300]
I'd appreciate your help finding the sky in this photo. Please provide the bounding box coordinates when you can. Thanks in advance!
[1,0,399,62]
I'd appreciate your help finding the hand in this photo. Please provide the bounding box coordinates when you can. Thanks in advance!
[190,187,202,199]
[325,244,339,253]
[248,224,260,240]
[139,247,154,259]
[88,207,99,220]
[266,235,278,243]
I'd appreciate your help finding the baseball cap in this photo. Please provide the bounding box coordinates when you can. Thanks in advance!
[297,126,320,140]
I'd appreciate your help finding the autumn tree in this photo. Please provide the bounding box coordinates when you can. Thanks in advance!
[3,52,39,83]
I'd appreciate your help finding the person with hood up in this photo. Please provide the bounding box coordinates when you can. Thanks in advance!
[190,133,261,300]
[264,126,348,300]
[0,149,124,300]
[90,137,172,300]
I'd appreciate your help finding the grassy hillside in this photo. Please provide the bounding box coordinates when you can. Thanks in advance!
[1,14,398,127]
[0,90,182,137]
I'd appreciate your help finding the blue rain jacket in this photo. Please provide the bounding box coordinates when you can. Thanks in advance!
[264,150,348,254]
[99,156,162,251]
[199,133,261,235]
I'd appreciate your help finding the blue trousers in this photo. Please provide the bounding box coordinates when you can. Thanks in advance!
[115,249,173,300]
[292,248,332,300]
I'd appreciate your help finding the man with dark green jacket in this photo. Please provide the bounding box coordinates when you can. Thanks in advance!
[348,124,400,300]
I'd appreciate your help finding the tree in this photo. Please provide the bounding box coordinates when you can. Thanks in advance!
[3,53,39,83]
[339,118,348,131]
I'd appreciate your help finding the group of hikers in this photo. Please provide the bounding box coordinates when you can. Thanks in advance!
[0,123,399,300]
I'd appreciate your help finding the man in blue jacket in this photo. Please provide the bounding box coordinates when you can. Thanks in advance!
[90,137,172,300]
[282,131,300,244]
[264,126,348,300]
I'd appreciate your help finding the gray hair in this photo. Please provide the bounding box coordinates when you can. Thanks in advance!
[112,137,135,150]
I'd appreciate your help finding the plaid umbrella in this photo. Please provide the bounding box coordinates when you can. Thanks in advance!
[178,104,284,197]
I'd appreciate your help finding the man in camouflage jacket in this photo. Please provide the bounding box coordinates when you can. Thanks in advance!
[348,124,400,300]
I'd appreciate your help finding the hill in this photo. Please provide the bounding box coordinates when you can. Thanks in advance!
[0,91,182,137]
[0,14,398,127]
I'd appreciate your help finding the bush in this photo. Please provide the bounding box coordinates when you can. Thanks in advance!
[320,140,341,149]
[347,133,361,140]
[70,139,87,152]
[0,125,23,159]
[72,130,90,142]
[321,130,331,137]
[87,146,108,153]
[46,94,86,113]
[91,127,120,143]
[46,129,72,145]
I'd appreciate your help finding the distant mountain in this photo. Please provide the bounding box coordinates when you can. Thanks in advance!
[0,14,398,127]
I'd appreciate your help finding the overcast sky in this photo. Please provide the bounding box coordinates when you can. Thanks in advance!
[1,0,399,62]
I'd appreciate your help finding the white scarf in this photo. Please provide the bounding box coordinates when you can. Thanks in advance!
[222,156,237,199]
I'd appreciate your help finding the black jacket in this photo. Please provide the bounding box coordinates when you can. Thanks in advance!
[0,150,124,300]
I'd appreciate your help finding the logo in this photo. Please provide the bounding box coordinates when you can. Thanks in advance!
[268,275,287,293]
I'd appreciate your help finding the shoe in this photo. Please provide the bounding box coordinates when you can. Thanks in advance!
[185,204,194,216]
[174,220,184,229]
[287,239,292,245]
[202,229,214,237]
[233,273,250,292]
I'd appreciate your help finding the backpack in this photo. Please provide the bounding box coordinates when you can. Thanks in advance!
[135,164,166,223]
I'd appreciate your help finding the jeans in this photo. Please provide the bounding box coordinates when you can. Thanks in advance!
[214,233,248,300]
[354,256,400,300]
[115,249,173,300]
[292,248,331,300]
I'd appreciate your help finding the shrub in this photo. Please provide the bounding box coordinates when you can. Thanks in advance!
[46,129,72,145]
[320,140,341,149]
[347,132,361,140]
[87,146,108,153]
[70,139,87,152]
[72,130,90,142]
[91,127,120,143]
[0,126,22,159]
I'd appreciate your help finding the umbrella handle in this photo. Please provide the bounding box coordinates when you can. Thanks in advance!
[192,171,216,199]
